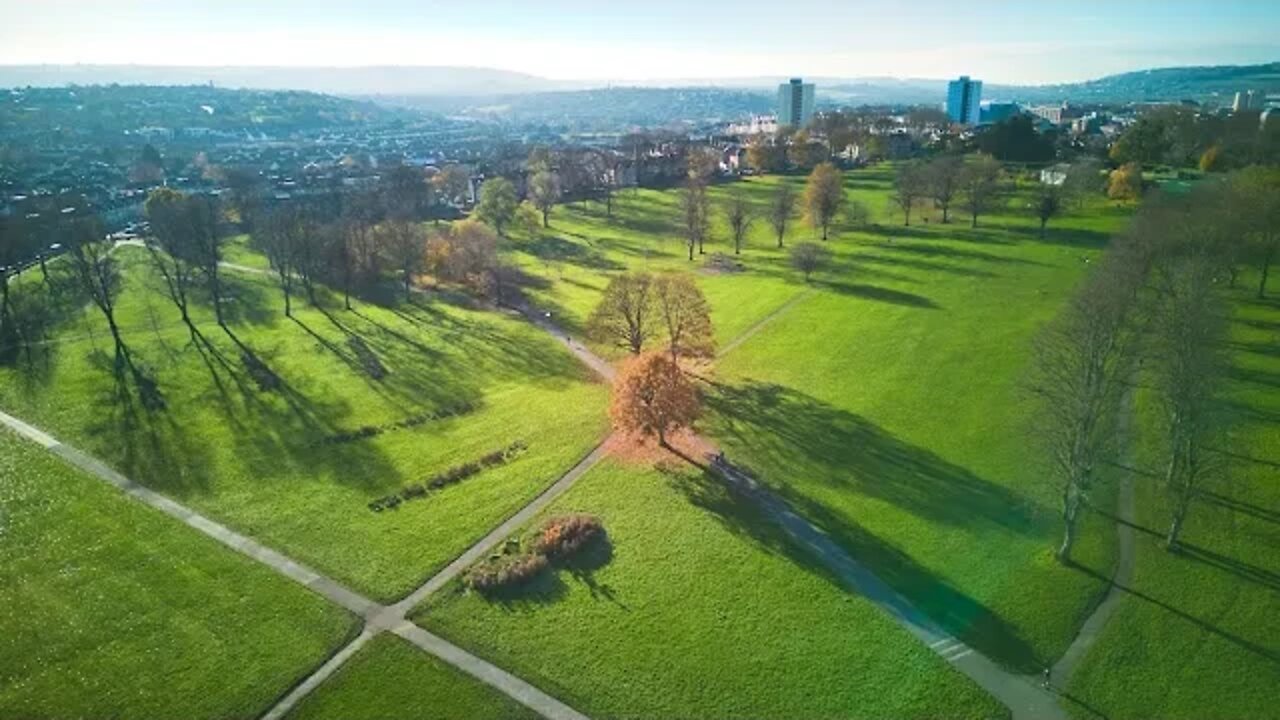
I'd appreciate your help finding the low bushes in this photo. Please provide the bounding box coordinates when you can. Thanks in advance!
[462,553,549,594]
[463,513,607,596]
[532,514,605,560]
[368,441,527,512]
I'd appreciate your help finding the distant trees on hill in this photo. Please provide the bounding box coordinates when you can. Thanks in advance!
[1110,105,1280,169]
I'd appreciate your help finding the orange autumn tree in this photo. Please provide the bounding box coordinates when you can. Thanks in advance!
[609,352,701,447]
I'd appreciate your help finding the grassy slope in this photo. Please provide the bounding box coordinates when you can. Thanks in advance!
[0,428,357,719]
[506,166,1130,671]
[288,634,538,720]
[0,247,608,600]
[1066,280,1280,719]
[417,458,1007,719]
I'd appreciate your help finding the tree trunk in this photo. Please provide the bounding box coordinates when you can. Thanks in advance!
[542,209,549,228]
[1040,218,1048,240]
[735,236,741,254]
[1166,493,1190,550]
[971,210,979,229]
[822,224,829,241]
[1259,250,1273,299]
[210,270,225,327]
[941,205,949,223]
[903,208,911,227]
[1056,489,1079,563]
[698,237,705,255]
[283,286,292,317]
[777,232,784,249]
[38,256,49,285]
[688,242,694,261]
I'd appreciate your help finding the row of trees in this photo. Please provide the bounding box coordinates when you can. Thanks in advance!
[1110,105,1280,171]
[586,271,714,360]
[1033,167,1280,562]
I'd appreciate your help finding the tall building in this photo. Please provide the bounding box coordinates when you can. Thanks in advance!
[777,78,815,127]
[1234,90,1260,112]
[946,76,983,125]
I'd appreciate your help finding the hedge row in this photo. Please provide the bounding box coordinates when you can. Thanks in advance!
[463,514,606,595]
[368,440,528,513]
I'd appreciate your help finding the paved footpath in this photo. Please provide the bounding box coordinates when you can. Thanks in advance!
[0,408,590,720]
[524,311,1068,720]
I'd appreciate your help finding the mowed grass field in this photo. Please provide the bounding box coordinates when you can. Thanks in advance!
[1066,278,1280,719]
[0,246,609,601]
[504,165,1130,671]
[0,428,358,719]
[416,458,1007,719]
[288,635,538,720]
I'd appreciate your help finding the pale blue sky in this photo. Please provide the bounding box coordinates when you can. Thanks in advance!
[1,0,1276,83]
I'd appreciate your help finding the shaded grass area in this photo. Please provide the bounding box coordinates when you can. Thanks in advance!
[0,428,358,719]
[0,246,609,600]
[1066,282,1280,719]
[693,166,1131,672]
[287,634,537,720]
[416,458,1007,719]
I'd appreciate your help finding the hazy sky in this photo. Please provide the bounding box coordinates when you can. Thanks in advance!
[1,0,1276,84]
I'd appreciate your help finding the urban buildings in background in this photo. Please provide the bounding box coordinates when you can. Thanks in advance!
[1233,90,1262,112]
[946,76,983,125]
[777,78,815,127]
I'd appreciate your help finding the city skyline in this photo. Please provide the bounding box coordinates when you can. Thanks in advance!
[1,0,1277,85]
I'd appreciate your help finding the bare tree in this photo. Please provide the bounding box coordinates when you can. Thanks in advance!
[260,203,304,317]
[653,273,714,360]
[1035,188,1063,240]
[768,182,797,248]
[63,217,127,361]
[790,242,831,283]
[679,180,710,261]
[1151,253,1227,549]
[378,219,426,302]
[890,161,928,226]
[143,188,205,338]
[1231,167,1280,298]
[925,155,964,223]
[586,272,656,354]
[724,190,755,255]
[1028,256,1139,563]
[957,154,1003,229]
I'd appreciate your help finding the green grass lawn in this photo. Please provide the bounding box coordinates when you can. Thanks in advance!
[287,634,538,720]
[416,457,1007,719]
[0,246,609,601]
[501,165,1132,672]
[0,428,358,719]
[1065,278,1280,719]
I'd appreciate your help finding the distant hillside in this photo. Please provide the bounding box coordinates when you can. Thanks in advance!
[0,85,416,140]
[987,62,1280,104]
[374,87,775,132]
[0,65,564,96]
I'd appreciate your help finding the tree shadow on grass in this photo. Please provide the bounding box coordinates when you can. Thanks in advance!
[521,235,625,272]
[1071,563,1280,666]
[876,240,1051,267]
[849,249,999,280]
[703,379,1040,535]
[480,534,621,612]
[818,279,940,309]
[663,455,1043,672]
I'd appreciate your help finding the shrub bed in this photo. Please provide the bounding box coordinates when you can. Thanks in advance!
[532,514,605,560]
[462,514,607,596]
[367,440,527,512]
[462,553,549,594]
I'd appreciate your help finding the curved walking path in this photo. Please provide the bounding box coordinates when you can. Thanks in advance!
[1052,387,1140,690]
[518,308,1067,720]
[0,408,591,720]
